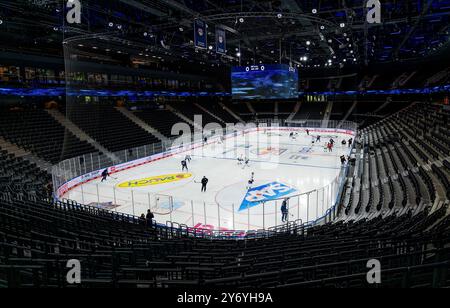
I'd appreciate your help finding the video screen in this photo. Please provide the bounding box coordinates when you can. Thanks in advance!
[232,64,299,100]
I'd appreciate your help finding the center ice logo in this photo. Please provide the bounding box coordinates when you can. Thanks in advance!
[239,182,297,211]
[251,147,287,156]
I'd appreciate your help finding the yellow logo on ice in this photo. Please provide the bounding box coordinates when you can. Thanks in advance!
[117,173,192,188]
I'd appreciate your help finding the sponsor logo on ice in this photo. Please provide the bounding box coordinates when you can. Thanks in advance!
[117,173,192,188]
[240,182,297,211]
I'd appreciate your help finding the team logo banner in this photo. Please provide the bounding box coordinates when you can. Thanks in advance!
[194,19,207,49]
[118,173,192,188]
[239,182,297,211]
[216,28,226,54]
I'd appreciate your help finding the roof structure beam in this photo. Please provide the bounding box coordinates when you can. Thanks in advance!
[280,0,332,58]
[117,0,167,17]
[394,0,434,57]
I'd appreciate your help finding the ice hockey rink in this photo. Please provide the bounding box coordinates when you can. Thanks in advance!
[60,128,355,231]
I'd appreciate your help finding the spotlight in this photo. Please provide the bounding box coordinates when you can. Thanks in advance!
[108,22,114,27]
[312,9,317,14]
[179,27,184,32]
[277,13,283,19]
[236,52,241,57]
[208,46,213,50]
[306,41,311,46]
[340,23,346,28]
[143,32,148,36]
[239,18,244,23]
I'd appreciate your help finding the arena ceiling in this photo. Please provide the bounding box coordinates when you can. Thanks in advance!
[0,0,449,70]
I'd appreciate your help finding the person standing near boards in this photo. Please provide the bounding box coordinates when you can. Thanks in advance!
[281,199,289,223]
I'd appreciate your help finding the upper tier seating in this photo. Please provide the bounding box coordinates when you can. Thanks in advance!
[67,105,158,152]
[0,109,97,164]
[294,102,328,120]
[169,102,222,127]
[197,102,238,124]
[134,108,193,139]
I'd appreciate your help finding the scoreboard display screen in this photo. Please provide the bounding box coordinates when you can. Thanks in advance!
[231,64,298,100]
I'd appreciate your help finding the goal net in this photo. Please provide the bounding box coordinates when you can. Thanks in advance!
[151,194,174,215]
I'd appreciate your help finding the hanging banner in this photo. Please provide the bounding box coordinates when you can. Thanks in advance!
[194,19,207,49]
[216,28,226,54]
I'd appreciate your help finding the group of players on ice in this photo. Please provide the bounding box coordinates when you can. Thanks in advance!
[99,129,354,224]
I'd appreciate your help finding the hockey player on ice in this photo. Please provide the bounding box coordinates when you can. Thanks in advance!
[101,168,109,182]
[201,176,209,192]
[289,132,298,141]
[181,160,188,172]
[185,155,192,163]
[237,154,244,166]
[247,172,255,190]
[329,138,335,146]
[242,157,250,169]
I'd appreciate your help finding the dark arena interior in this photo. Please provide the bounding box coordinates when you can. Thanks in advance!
[0,0,450,295]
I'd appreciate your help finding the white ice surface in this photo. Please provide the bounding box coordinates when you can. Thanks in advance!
[62,130,352,231]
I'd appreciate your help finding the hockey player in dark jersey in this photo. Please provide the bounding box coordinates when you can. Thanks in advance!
[181,160,188,172]
[101,168,109,182]
[201,176,209,192]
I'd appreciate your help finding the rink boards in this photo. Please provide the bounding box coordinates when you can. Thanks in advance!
[56,126,356,231]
